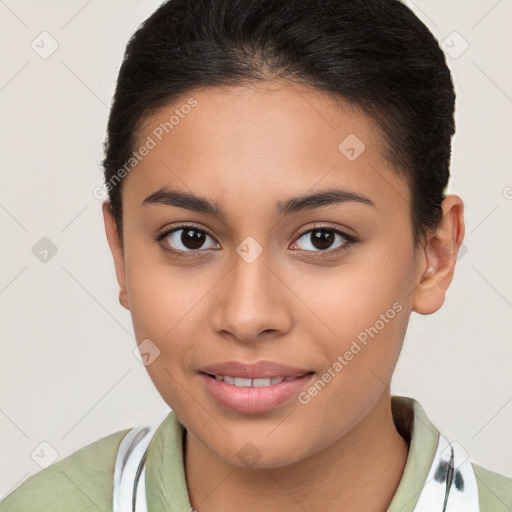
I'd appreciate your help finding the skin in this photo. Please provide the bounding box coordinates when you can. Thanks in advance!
[102,80,465,511]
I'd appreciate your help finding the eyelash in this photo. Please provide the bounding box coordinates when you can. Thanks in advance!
[154,223,358,259]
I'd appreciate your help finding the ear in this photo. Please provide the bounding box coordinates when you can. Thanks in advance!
[412,194,465,315]
[102,200,130,311]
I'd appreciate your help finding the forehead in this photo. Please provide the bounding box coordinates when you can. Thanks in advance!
[123,81,409,217]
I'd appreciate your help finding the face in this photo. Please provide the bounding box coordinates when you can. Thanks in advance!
[103,80,444,468]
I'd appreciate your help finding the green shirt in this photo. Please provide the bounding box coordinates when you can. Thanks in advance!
[1,395,511,511]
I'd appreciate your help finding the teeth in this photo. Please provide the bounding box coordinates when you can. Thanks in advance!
[253,378,272,386]
[212,375,292,387]
[234,377,252,387]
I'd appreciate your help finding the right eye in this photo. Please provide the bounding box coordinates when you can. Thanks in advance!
[155,224,220,257]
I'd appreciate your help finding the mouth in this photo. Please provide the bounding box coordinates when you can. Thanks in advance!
[198,366,315,414]
[202,372,314,387]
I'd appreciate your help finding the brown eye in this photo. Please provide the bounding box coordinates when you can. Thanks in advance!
[158,225,220,254]
[293,227,355,254]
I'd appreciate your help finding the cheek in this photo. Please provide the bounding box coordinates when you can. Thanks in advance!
[295,244,413,334]
[125,261,200,409]
[290,239,415,385]
[124,250,217,380]
[123,257,177,352]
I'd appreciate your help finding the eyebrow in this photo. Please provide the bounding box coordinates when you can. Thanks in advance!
[141,186,375,219]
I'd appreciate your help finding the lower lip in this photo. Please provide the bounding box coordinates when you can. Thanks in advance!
[200,372,315,414]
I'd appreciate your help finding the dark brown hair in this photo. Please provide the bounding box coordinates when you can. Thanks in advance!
[102,0,455,248]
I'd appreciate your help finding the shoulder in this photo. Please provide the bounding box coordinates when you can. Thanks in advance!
[0,428,131,512]
[473,462,512,511]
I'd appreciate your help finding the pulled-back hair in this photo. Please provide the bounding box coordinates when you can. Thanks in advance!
[102,0,455,248]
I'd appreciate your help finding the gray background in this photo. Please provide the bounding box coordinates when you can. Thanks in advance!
[0,0,511,498]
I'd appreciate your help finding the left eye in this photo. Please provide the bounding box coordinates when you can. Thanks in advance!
[292,227,354,253]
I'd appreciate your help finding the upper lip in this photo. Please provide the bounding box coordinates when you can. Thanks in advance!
[198,360,313,379]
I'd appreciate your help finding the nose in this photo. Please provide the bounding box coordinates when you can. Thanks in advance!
[210,248,292,344]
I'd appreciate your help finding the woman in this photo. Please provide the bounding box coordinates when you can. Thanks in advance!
[2,0,511,510]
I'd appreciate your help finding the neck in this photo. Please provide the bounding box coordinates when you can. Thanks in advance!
[184,391,409,512]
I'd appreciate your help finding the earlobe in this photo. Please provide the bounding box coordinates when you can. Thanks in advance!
[412,195,465,315]
[102,200,130,311]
